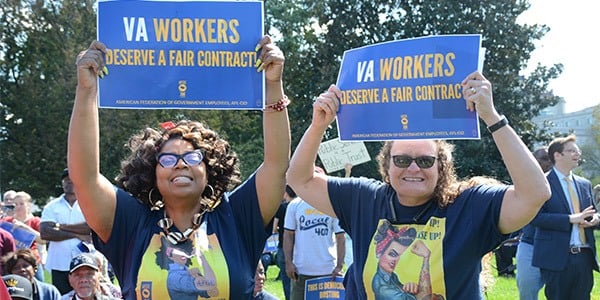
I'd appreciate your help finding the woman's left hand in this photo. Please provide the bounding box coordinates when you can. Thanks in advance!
[312,84,342,130]
[255,35,284,83]
[461,71,499,124]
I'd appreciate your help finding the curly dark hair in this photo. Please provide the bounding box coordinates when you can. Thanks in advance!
[377,140,458,207]
[115,120,241,208]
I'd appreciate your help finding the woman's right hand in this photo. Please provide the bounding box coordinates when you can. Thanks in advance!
[75,41,107,90]
[312,84,342,130]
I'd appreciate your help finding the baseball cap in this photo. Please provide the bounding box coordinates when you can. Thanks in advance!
[69,253,99,274]
[3,274,33,300]
[61,168,69,180]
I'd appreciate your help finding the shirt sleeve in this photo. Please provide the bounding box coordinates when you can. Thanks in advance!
[463,184,510,254]
[92,187,159,288]
[283,200,298,231]
[40,200,58,223]
[332,218,344,234]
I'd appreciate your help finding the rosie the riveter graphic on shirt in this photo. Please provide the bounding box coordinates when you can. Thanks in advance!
[364,219,445,300]
[137,221,229,300]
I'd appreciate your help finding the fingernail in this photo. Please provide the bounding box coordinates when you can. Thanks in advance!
[255,43,261,52]
[255,59,262,68]
[257,64,264,72]
[103,66,109,75]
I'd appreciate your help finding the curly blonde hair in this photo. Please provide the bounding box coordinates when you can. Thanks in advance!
[377,140,458,207]
[115,120,241,208]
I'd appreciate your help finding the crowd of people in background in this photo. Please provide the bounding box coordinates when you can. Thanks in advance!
[1,32,600,300]
[1,168,122,300]
[2,137,598,300]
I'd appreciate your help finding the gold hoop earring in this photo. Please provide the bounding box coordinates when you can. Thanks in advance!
[203,184,215,198]
[201,184,221,211]
[149,188,164,211]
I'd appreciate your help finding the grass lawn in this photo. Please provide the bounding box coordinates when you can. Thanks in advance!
[264,231,600,299]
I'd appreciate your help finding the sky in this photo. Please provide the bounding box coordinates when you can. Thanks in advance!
[517,0,600,113]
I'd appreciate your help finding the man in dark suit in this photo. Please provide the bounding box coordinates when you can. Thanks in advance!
[531,134,600,300]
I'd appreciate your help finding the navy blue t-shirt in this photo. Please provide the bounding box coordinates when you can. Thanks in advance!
[93,174,270,299]
[328,176,508,299]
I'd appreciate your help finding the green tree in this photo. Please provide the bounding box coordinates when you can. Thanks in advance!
[1,0,97,202]
[0,1,266,205]
[1,0,567,206]
[266,0,562,181]
[579,105,600,185]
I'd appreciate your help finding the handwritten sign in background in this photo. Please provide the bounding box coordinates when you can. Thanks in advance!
[317,138,371,173]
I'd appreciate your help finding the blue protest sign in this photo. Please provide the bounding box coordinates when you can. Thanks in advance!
[336,35,483,141]
[97,0,263,109]
[263,233,278,253]
[305,276,345,300]
[0,221,36,249]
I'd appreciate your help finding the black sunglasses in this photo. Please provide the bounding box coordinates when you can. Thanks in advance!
[157,150,204,168]
[392,155,437,169]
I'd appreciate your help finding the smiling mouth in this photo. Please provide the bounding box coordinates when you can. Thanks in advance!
[171,176,193,183]
[403,177,424,182]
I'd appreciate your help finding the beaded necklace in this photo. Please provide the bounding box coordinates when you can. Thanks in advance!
[157,197,221,244]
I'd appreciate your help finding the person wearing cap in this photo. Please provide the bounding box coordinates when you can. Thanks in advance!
[3,274,33,300]
[3,248,61,300]
[87,251,121,299]
[60,253,119,300]
[1,273,12,299]
[40,169,91,294]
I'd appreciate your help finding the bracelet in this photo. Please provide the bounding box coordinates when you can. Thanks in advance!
[263,96,290,112]
[487,116,509,134]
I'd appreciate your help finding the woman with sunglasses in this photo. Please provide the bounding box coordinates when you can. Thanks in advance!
[286,71,550,299]
[67,36,290,299]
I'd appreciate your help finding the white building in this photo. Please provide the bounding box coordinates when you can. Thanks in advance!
[533,99,597,147]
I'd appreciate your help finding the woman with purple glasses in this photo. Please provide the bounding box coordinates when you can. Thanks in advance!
[286,71,550,299]
[67,35,290,299]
